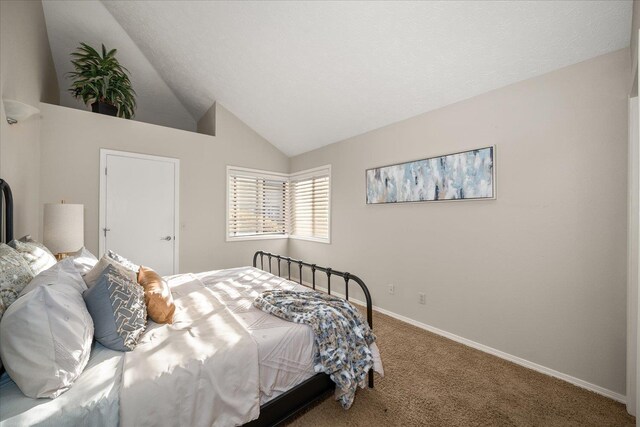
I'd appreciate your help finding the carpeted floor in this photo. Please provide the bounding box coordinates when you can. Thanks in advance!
[287,309,635,427]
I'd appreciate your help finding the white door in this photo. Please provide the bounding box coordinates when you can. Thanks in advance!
[100,150,179,276]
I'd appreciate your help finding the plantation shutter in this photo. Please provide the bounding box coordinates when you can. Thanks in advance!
[227,168,288,238]
[290,168,330,241]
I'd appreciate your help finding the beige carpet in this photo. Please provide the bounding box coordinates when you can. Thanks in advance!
[287,310,635,427]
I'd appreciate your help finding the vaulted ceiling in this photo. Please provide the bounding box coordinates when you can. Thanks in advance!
[43,1,632,156]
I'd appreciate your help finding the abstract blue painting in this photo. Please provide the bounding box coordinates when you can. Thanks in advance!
[366,146,495,204]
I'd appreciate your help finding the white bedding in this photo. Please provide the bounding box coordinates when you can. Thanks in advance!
[120,273,260,427]
[0,266,383,427]
[197,266,384,405]
[198,267,317,404]
[0,343,123,427]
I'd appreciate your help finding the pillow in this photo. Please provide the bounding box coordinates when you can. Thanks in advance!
[106,250,139,273]
[83,255,137,288]
[69,247,98,275]
[137,266,175,324]
[83,264,146,351]
[0,243,34,318]
[9,235,57,275]
[8,258,84,378]
[20,258,86,298]
[0,260,93,398]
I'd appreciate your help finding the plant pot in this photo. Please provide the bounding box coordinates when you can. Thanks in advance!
[91,101,118,117]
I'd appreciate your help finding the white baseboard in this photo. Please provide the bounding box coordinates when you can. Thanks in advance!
[371,304,626,403]
[308,283,626,403]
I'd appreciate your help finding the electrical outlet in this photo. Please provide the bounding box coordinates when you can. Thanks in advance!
[419,292,426,305]
[388,284,395,295]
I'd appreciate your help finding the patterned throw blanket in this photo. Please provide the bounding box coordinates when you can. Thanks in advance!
[253,289,376,409]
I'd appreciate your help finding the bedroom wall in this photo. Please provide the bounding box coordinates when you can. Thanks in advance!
[197,102,217,136]
[0,0,59,241]
[38,102,289,273]
[289,49,630,396]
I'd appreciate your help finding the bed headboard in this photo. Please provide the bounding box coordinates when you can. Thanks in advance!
[0,179,11,375]
[0,179,13,243]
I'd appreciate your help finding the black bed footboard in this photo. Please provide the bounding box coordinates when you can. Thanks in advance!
[252,251,374,389]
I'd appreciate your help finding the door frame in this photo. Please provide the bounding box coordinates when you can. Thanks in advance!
[99,149,180,274]
[628,97,639,416]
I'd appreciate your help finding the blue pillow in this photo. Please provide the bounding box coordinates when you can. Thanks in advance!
[83,264,147,351]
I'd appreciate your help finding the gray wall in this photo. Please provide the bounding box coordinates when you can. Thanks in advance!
[39,102,289,273]
[0,0,59,240]
[289,49,630,395]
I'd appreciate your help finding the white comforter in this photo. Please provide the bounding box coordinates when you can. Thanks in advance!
[197,267,384,404]
[120,273,261,427]
[0,343,122,427]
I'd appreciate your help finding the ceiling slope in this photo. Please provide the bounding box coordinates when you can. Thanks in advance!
[43,0,197,132]
[46,1,631,155]
[100,0,632,156]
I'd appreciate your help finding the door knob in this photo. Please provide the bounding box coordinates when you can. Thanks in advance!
[161,236,172,241]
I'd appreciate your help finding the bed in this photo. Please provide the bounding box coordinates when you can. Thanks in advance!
[0,179,382,426]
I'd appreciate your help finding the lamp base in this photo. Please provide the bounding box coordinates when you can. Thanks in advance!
[55,252,71,261]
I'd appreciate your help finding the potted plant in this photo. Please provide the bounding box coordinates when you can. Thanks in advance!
[67,43,136,119]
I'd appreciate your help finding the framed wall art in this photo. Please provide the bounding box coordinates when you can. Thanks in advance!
[366,146,495,204]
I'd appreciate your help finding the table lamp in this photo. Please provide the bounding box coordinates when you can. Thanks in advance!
[43,201,84,260]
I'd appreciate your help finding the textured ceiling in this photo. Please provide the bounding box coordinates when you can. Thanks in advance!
[44,1,631,155]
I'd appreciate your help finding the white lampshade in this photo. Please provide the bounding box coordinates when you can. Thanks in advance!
[43,203,84,255]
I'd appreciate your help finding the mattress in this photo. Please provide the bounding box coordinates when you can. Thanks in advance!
[0,342,123,427]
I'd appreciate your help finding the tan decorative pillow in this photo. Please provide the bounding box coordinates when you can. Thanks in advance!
[137,266,175,324]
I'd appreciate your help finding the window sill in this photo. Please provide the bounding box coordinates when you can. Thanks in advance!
[226,234,330,244]
[226,235,289,242]
[288,235,331,244]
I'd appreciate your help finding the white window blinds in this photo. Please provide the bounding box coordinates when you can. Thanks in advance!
[289,167,331,241]
[227,168,288,238]
[227,165,330,242]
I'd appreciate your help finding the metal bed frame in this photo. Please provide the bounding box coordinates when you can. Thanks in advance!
[245,250,374,427]
[0,179,14,243]
[0,179,12,376]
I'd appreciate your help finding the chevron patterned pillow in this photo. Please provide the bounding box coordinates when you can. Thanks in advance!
[83,264,147,351]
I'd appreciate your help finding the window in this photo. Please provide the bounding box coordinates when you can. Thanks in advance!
[227,167,289,240]
[226,165,331,243]
[289,166,331,242]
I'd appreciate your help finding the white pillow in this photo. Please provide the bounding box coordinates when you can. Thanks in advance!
[106,250,139,273]
[20,258,86,297]
[69,247,99,275]
[83,255,137,288]
[0,258,94,398]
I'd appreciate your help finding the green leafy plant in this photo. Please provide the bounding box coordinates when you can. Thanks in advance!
[67,43,136,119]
